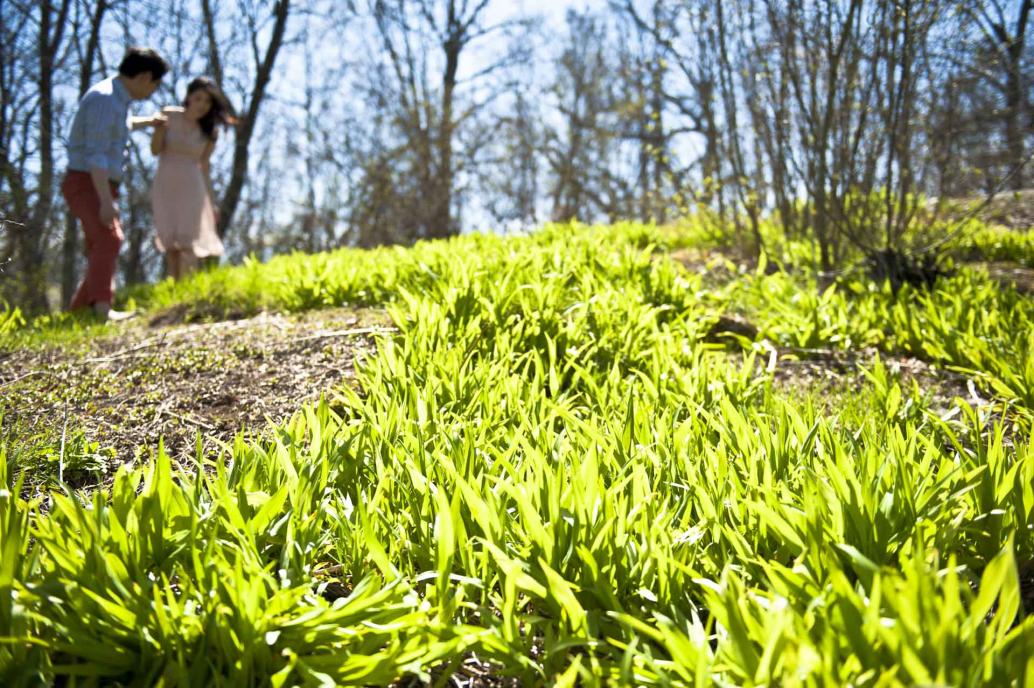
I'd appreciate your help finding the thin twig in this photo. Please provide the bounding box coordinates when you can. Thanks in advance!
[83,336,166,363]
[292,326,396,344]
[157,404,217,431]
[178,414,217,431]
[779,346,870,361]
[0,369,51,388]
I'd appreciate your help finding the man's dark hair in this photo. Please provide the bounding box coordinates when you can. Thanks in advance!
[117,47,169,81]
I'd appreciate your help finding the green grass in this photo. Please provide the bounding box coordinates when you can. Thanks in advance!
[951,221,1034,267]
[723,267,1034,412]
[2,220,1033,685]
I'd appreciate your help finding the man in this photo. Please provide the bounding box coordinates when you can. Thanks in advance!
[63,47,170,321]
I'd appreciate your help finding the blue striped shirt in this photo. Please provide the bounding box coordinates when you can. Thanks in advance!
[66,76,132,182]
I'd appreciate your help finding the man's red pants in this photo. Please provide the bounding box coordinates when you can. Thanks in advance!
[62,171,122,310]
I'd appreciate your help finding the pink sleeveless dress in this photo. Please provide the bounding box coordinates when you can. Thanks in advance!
[151,110,224,258]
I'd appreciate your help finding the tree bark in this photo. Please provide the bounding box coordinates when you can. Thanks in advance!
[1004,0,1032,189]
[214,0,291,240]
[428,0,460,239]
[19,0,71,313]
[200,0,225,88]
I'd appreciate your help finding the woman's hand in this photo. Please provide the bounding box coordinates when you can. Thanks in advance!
[131,113,167,131]
[150,113,168,155]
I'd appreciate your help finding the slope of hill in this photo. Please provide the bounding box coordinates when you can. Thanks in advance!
[1,220,1033,685]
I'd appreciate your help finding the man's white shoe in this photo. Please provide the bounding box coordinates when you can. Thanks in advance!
[107,308,137,322]
[93,302,137,322]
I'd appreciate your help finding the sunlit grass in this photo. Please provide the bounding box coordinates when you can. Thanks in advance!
[2,218,1033,684]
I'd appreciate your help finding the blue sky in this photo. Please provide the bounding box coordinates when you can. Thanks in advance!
[490,0,593,25]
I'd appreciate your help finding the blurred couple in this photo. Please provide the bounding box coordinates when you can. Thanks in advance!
[63,47,237,321]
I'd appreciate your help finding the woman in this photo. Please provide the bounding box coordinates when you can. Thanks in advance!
[151,77,235,280]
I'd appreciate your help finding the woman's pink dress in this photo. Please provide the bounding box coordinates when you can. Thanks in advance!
[152,110,224,259]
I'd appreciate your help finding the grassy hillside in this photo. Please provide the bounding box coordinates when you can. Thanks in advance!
[2,221,1033,685]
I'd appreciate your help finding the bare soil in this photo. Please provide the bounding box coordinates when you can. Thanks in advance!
[769,346,975,409]
[0,306,392,492]
[968,189,1034,231]
[980,261,1034,294]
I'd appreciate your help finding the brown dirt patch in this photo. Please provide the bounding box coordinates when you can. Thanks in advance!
[935,189,1034,231]
[765,344,1033,456]
[971,190,1034,231]
[767,346,977,417]
[978,261,1034,295]
[1022,560,1034,618]
[1,307,392,493]
[393,656,522,688]
[666,246,787,284]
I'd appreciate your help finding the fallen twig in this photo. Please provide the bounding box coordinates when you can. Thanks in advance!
[179,414,217,431]
[292,326,396,344]
[779,346,869,361]
[156,404,217,431]
[0,369,51,388]
[84,336,166,364]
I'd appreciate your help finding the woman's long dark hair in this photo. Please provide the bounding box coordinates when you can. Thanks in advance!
[183,76,237,142]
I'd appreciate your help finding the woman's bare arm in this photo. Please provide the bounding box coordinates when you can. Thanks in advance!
[150,121,166,156]
[201,141,217,204]
[150,107,180,155]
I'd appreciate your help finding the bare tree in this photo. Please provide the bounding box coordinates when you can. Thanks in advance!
[0,0,72,312]
[202,0,292,240]
[611,0,671,223]
[964,0,1033,190]
[614,1,730,222]
[0,1,36,228]
[545,9,617,222]
[4,0,1034,312]
[479,84,541,228]
[348,0,518,243]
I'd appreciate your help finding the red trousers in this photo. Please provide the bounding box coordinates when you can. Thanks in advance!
[62,171,123,310]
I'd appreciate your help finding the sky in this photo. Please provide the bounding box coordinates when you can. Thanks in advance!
[491,0,593,25]
[263,0,612,235]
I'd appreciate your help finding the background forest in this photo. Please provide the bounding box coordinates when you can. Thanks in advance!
[1,0,1032,312]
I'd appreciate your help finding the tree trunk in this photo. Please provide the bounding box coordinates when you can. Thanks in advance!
[200,0,225,87]
[428,3,460,240]
[215,0,290,240]
[20,0,70,312]
[1005,0,1031,189]
[123,181,145,285]
[715,1,763,258]
[649,25,665,224]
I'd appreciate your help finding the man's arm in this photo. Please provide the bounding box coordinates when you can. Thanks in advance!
[77,96,119,226]
[89,167,117,226]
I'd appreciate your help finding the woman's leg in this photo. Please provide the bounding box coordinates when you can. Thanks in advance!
[179,252,199,279]
[166,250,181,281]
